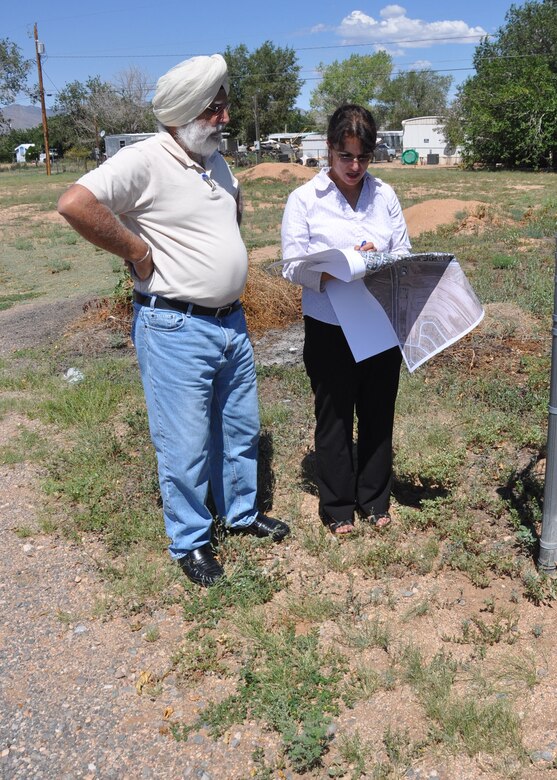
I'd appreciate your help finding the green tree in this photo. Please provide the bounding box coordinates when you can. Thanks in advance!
[455,0,557,168]
[54,71,155,151]
[224,41,302,143]
[309,52,393,124]
[25,144,39,164]
[0,38,32,127]
[376,70,452,129]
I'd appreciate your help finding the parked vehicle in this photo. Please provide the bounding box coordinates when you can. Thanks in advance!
[374,142,396,162]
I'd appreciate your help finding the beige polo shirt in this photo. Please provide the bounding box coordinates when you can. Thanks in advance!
[78,132,248,307]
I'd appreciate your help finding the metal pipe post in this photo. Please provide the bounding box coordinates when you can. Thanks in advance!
[538,234,557,572]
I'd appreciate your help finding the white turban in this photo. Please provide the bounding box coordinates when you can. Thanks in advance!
[152,54,229,127]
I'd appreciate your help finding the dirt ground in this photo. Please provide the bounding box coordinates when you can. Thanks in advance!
[2,173,557,779]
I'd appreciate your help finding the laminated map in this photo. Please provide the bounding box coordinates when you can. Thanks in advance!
[273,250,484,372]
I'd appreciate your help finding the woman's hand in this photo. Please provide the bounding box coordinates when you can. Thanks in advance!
[355,241,377,252]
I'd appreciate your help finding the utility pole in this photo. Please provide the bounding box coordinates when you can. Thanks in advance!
[34,23,51,176]
[253,92,260,165]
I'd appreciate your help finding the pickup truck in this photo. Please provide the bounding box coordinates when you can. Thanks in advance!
[374,143,396,162]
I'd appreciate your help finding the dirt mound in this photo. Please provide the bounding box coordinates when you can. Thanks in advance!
[403,198,486,237]
[236,162,316,182]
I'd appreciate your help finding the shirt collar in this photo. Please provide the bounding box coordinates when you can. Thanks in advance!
[314,167,372,194]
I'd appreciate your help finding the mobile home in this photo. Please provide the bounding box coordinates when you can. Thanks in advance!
[104,133,155,158]
[401,117,461,165]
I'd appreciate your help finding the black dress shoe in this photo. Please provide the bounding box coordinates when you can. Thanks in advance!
[177,544,224,587]
[239,514,290,541]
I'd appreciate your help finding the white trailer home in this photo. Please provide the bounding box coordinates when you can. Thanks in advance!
[14,143,35,162]
[104,133,155,158]
[401,116,461,165]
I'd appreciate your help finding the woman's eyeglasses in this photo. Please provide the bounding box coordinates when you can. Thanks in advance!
[334,150,371,165]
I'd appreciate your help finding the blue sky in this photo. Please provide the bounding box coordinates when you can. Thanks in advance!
[6,0,516,111]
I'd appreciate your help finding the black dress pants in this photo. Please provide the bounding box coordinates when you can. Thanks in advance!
[303,316,402,524]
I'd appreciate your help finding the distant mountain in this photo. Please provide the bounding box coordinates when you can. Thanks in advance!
[1,104,55,130]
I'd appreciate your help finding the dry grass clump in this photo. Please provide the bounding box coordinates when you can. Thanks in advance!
[71,264,301,338]
[242,262,301,334]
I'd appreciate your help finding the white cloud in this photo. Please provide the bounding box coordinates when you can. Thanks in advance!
[336,6,487,49]
[405,59,432,70]
[310,23,330,33]
[380,5,406,19]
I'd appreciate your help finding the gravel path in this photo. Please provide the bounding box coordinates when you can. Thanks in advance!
[0,297,301,780]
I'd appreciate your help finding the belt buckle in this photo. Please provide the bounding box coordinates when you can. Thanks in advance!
[215,304,233,318]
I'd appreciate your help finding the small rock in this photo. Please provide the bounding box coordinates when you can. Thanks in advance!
[531,750,551,762]
[64,367,85,384]
[22,544,35,555]
[73,623,88,635]
[192,735,204,745]
[326,722,337,737]
[537,668,549,678]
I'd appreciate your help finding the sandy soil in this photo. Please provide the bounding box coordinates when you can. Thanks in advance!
[403,198,487,237]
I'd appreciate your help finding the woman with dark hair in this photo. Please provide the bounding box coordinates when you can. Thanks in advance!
[281,104,411,535]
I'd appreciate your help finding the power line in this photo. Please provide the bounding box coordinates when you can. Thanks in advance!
[41,31,497,61]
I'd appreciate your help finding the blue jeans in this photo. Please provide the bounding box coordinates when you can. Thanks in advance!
[132,302,260,557]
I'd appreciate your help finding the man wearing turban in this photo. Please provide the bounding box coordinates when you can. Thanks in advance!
[58,54,290,587]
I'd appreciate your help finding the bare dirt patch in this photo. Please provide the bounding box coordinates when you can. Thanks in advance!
[0,203,66,224]
[237,162,317,182]
[403,198,487,237]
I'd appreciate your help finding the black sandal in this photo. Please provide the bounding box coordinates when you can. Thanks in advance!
[359,511,391,529]
[319,507,355,535]
[327,518,355,535]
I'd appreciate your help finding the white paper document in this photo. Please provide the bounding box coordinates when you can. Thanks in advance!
[274,249,485,371]
[325,279,399,361]
[307,248,367,282]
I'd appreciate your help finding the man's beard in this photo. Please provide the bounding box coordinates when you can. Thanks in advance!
[176,119,226,157]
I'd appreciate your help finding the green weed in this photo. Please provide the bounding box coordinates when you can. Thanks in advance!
[0,291,41,311]
[181,557,284,625]
[339,616,390,651]
[174,622,344,772]
[287,591,343,623]
[45,259,72,274]
[172,627,228,679]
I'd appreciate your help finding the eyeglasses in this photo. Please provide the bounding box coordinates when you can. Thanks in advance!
[205,100,230,116]
[334,150,371,165]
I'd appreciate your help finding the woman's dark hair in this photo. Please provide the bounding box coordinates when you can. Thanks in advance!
[327,104,377,155]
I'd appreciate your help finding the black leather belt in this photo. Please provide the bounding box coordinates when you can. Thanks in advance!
[133,291,241,318]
